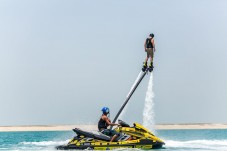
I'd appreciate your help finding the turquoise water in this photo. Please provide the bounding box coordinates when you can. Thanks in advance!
[0,129,227,150]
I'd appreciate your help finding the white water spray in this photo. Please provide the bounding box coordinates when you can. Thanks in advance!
[118,71,143,120]
[143,73,155,132]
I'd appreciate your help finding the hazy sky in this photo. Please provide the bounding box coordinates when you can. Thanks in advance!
[0,0,227,126]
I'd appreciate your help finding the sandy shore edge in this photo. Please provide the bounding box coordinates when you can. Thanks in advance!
[1,124,227,132]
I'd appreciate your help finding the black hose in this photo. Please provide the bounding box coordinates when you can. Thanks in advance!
[110,69,148,129]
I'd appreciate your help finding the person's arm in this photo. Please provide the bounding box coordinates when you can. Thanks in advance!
[151,39,156,52]
[103,116,119,126]
[144,39,147,51]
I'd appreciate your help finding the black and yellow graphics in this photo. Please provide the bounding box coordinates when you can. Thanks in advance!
[56,121,164,150]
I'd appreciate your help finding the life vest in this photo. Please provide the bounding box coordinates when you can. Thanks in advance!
[98,117,107,131]
[146,38,153,48]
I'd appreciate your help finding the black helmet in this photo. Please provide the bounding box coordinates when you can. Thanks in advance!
[149,33,154,38]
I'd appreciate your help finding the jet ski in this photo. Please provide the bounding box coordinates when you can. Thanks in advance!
[56,67,164,150]
[56,120,164,150]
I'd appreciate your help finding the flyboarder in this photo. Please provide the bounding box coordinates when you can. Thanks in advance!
[142,33,156,72]
[98,107,120,142]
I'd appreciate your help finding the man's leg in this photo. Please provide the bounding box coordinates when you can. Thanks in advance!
[149,49,154,68]
[144,51,149,67]
[143,59,148,66]
[145,55,148,62]
[110,134,118,142]
[149,56,153,67]
[109,130,120,142]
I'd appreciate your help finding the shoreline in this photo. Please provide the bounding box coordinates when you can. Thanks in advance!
[1,124,227,132]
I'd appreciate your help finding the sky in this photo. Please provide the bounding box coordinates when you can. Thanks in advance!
[0,0,227,126]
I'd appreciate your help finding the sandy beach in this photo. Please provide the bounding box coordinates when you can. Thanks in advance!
[1,124,227,132]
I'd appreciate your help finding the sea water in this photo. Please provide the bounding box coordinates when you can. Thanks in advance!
[1,129,227,150]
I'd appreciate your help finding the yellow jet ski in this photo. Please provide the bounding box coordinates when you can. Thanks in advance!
[56,68,165,150]
[56,120,164,150]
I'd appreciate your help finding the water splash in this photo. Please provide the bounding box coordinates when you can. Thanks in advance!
[165,139,227,150]
[20,140,69,146]
[17,140,70,150]
[143,73,155,133]
[118,71,143,120]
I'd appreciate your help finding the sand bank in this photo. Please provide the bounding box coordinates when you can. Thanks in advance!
[1,124,227,132]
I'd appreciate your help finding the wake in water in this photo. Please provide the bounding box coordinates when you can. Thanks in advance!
[12,140,70,150]
[165,139,227,151]
[143,73,155,132]
[118,71,143,120]
[20,140,69,146]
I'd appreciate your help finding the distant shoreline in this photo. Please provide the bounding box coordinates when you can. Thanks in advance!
[1,124,227,132]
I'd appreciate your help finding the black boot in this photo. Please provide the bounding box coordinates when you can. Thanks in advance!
[149,62,153,68]
[148,62,153,72]
[142,62,147,72]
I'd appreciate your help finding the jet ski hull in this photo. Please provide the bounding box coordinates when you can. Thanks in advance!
[56,122,165,150]
[56,139,164,150]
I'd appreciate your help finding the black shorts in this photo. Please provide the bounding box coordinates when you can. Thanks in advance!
[101,129,120,136]
[145,48,154,58]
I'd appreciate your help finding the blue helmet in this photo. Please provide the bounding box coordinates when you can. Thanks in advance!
[101,107,110,114]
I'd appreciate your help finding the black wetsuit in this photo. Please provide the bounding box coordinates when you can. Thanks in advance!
[146,38,154,48]
[98,117,120,137]
[98,118,107,131]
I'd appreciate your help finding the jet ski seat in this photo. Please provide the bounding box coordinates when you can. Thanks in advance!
[73,128,111,141]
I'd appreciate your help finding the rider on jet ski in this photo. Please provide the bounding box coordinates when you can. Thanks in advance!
[98,107,120,142]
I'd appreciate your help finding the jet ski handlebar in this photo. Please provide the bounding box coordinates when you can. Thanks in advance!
[118,119,130,127]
